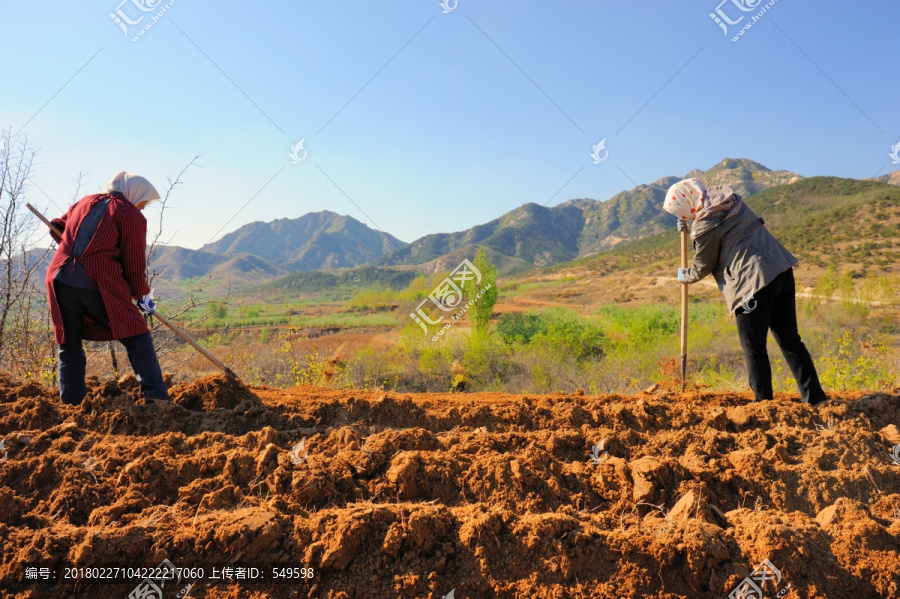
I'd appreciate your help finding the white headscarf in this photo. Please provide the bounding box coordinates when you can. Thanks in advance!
[106,171,160,207]
[663,178,707,222]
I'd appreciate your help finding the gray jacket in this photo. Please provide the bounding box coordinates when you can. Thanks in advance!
[683,203,797,314]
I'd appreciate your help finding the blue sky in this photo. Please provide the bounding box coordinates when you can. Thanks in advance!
[2,0,898,249]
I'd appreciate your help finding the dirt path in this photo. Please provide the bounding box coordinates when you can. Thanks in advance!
[1,376,899,598]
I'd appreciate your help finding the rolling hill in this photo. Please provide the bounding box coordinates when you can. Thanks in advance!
[258,266,420,297]
[571,176,900,278]
[374,158,803,275]
[147,246,292,297]
[201,211,405,271]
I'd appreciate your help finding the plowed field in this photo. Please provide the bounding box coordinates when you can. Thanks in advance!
[1,375,899,598]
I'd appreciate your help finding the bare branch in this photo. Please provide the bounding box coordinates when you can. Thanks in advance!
[146,154,202,290]
[70,170,88,204]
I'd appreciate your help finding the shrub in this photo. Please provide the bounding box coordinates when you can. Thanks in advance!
[400,275,432,302]
[497,308,604,360]
[346,286,397,310]
[816,331,896,391]
[496,312,542,344]
[206,301,228,320]
[597,303,725,351]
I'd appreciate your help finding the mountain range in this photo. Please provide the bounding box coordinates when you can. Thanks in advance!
[124,158,898,296]
[19,159,899,298]
[201,211,404,270]
[181,159,802,287]
[373,158,802,274]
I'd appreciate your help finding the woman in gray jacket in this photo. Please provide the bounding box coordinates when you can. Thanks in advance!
[666,178,826,404]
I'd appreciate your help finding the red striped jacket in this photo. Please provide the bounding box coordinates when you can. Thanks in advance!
[45,193,151,344]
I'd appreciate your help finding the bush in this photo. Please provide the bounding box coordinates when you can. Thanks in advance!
[206,301,228,319]
[400,275,432,302]
[815,331,896,391]
[497,308,604,360]
[346,286,397,310]
[496,312,542,344]
[597,303,725,350]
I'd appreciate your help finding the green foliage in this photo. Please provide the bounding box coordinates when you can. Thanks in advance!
[206,301,228,319]
[816,331,896,391]
[496,312,543,344]
[597,303,725,349]
[463,248,499,335]
[280,343,351,389]
[403,274,431,300]
[200,330,236,349]
[22,354,57,389]
[289,346,327,386]
[192,290,897,395]
[837,270,870,319]
[417,338,454,376]
[347,346,398,390]
[241,303,262,319]
[260,266,419,295]
[345,277,439,311]
[346,286,397,310]
[297,313,398,328]
[459,333,511,390]
[814,266,838,299]
[497,308,604,360]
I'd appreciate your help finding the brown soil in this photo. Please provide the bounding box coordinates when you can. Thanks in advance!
[1,375,899,598]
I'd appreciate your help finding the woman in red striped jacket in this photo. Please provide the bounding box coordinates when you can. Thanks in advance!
[45,172,169,405]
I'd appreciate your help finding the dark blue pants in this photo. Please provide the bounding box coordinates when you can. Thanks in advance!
[55,282,169,404]
[734,269,826,404]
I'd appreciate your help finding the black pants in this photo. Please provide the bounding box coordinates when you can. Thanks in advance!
[734,269,826,404]
[54,281,169,404]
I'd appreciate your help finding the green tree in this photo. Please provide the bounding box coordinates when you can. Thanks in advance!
[815,265,838,299]
[463,248,498,336]
[206,301,228,320]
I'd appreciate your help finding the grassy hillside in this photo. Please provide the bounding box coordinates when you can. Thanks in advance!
[684,158,802,196]
[373,201,586,273]
[146,158,805,297]
[149,245,292,297]
[568,177,900,277]
[258,265,420,299]
[869,170,900,186]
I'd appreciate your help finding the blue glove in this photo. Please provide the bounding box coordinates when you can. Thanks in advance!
[676,220,687,232]
[677,268,686,283]
[137,289,156,315]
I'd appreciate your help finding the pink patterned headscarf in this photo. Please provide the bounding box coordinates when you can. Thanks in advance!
[663,178,707,222]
